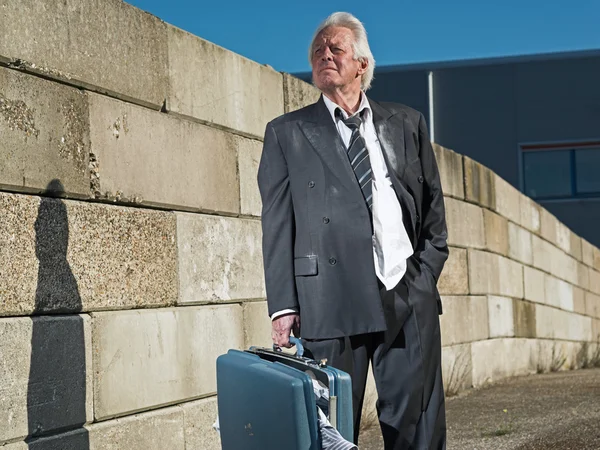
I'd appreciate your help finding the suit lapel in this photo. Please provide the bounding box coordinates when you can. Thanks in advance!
[369,98,408,180]
[299,96,362,196]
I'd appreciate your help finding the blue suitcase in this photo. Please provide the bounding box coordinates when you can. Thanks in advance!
[216,337,354,449]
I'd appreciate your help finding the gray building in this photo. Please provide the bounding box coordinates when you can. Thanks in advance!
[297,49,600,246]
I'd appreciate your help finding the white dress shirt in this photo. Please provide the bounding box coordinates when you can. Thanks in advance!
[271,93,414,320]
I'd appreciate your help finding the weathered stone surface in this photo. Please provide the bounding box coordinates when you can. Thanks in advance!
[176,214,264,304]
[181,397,220,450]
[531,234,578,285]
[581,238,595,267]
[494,175,521,224]
[487,296,514,338]
[0,192,177,316]
[0,0,168,109]
[569,232,583,261]
[586,292,600,319]
[535,305,592,341]
[237,136,263,217]
[167,26,283,138]
[463,156,495,209]
[438,247,469,295]
[539,208,558,246]
[483,209,509,256]
[433,144,464,199]
[523,266,545,304]
[440,296,489,346]
[0,68,90,197]
[442,344,473,395]
[88,93,240,214]
[92,305,244,420]
[513,300,537,338]
[555,222,571,254]
[471,339,536,387]
[468,250,523,298]
[0,315,92,443]
[445,198,485,249]
[544,275,574,311]
[535,340,578,372]
[283,73,321,113]
[593,319,600,341]
[589,268,600,296]
[361,366,378,429]
[508,223,532,265]
[573,287,586,316]
[87,407,184,450]
[243,301,271,348]
[519,195,540,233]
[578,262,590,291]
[594,247,600,271]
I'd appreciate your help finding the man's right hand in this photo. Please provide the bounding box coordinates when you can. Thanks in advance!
[272,313,301,348]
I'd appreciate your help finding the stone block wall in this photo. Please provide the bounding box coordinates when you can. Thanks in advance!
[0,1,599,448]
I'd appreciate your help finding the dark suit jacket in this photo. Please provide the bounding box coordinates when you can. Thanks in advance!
[258,95,448,341]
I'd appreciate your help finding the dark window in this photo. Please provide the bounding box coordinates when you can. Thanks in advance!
[522,145,600,200]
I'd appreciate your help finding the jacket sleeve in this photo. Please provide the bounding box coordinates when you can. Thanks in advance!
[414,112,449,281]
[257,122,299,316]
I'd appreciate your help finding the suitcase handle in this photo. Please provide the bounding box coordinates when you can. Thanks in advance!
[273,336,305,357]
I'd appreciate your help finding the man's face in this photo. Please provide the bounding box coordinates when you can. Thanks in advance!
[311,26,366,94]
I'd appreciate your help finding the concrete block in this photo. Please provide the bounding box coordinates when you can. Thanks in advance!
[493,175,521,224]
[181,397,221,450]
[463,156,495,209]
[442,344,473,395]
[569,232,583,261]
[487,296,514,338]
[523,266,545,304]
[445,198,485,249]
[578,262,590,291]
[555,222,571,254]
[519,195,540,233]
[535,340,578,372]
[6,429,88,450]
[573,287,587,316]
[88,93,240,214]
[0,192,178,316]
[439,296,489,346]
[483,209,509,256]
[360,366,378,430]
[237,136,263,216]
[176,213,265,304]
[433,144,464,199]
[468,250,523,298]
[471,339,536,387]
[282,73,321,113]
[539,208,558,246]
[594,319,600,341]
[92,305,244,420]
[167,26,284,138]
[0,315,92,443]
[243,301,271,348]
[586,292,600,319]
[594,247,600,271]
[581,238,595,267]
[508,223,532,265]
[531,234,578,285]
[0,68,90,197]
[0,0,168,109]
[513,299,537,338]
[590,268,600,296]
[544,275,574,311]
[535,304,592,341]
[438,247,469,295]
[86,407,184,450]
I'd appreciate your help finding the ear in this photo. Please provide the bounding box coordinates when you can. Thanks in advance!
[357,58,368,75]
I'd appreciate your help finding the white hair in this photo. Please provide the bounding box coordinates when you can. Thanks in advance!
[308,12,376,91]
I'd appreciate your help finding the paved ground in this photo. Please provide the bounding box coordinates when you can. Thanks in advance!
[357,368,600,449]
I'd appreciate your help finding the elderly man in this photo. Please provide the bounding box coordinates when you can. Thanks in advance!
[258,12,448,449]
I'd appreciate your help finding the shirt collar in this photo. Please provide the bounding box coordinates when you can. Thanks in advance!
[322,92,372,123]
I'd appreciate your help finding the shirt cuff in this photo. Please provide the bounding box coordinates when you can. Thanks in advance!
[271,308,299,321]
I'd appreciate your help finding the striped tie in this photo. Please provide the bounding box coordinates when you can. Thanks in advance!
[337,109,373,210]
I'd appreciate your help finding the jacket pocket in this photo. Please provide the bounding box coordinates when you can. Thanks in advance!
[294,255,318,276]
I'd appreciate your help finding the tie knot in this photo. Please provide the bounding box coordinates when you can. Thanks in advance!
[336,108,364,130]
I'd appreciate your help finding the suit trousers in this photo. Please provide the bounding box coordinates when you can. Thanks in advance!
[302,282,446,450]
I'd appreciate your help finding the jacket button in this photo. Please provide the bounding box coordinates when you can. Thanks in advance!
[323,217,330,224]
[418,175,424,183]
[329,257,337,266]
[308,181,315,188]
[416,214,420,222]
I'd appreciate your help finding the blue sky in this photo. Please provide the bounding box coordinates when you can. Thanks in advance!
[128,0,600,73]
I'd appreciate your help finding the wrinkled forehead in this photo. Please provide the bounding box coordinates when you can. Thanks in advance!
[314,26,355,48]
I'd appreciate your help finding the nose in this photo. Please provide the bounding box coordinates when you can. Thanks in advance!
[321,46,333,61]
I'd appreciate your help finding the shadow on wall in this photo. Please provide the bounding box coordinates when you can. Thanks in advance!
[26,179,90,449]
